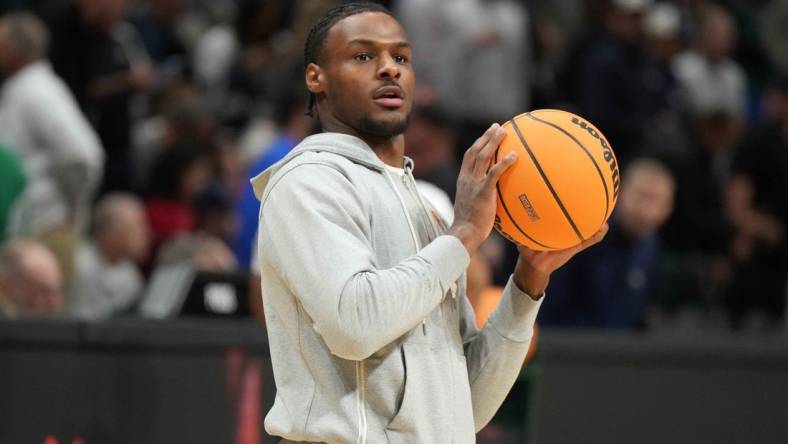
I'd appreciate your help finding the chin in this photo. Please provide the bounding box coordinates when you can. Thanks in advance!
[360,113,410,138]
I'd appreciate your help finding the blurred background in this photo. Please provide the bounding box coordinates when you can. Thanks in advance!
[0,0,786,443]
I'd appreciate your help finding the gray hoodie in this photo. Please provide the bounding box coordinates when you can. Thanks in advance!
[251,133,542,443]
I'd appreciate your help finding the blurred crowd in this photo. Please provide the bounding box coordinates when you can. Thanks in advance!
[0,0,786,334]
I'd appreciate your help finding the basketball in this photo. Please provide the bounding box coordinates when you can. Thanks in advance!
[494,109,620,251]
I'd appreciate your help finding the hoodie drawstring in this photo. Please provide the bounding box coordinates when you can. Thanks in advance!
[383,169,422,252]
[404,165,458,300]
[382,168,428,332]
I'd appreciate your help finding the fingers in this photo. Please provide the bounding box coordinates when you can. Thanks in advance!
[461,123,498,174]
[484,151,518,189]
[515,243,537,261]
[512,224,609,276]
[520,223,608,259]
[578,223,609,251]
[473,124,506,176]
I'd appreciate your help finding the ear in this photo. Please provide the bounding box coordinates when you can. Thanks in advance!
[305,62,325,95]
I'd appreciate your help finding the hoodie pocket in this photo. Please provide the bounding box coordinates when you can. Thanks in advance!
[384,343,457,443]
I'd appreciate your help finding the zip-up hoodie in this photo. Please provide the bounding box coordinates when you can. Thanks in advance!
[251,133,542,443]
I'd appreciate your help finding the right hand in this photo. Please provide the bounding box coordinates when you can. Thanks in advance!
[449,123,518,256]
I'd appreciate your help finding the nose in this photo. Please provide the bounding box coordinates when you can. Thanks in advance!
[376,53,401,80]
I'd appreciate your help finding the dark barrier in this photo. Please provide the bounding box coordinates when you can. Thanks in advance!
[529,330,788,444]
[0,319,276,444]
[2,321,787,443]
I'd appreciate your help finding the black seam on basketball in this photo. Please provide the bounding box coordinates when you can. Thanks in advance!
[494,141,555,250]
[525,112,610,219]
[510,118,585,242]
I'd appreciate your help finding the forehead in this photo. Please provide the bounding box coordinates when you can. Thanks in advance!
[325,11,408,49]
[629,170,673,193]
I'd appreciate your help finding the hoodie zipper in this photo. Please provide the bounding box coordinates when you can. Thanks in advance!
[403,164,441,238]
[383,168,422,252]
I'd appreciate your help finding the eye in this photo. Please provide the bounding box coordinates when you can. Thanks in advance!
[354,53,373,62]
[394,54,409,64]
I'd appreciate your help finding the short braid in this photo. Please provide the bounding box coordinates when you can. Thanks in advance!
[303,2,393,116]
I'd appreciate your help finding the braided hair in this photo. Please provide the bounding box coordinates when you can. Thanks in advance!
[303,2,394,116]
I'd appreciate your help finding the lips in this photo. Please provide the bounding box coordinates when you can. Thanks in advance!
[373,85,405,108]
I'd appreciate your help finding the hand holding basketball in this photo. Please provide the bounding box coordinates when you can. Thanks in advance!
[449,123,518,256]
[512,223,609,297]
[493,109,618,296]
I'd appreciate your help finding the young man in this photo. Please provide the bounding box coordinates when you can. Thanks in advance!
[251,3,606,443]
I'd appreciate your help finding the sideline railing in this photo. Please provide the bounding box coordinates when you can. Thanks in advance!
[2,320,787,444]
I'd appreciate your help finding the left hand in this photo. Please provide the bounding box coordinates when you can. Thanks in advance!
[512,223,609,298]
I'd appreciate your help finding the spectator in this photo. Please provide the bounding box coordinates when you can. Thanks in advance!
[145,143,211,254]
[553,0,607,108]
[46,0,153,193]
[131,83,217,192]
[760,0,788,77]
[541,158,675,328]
[575,0,676,165]
[397,0,530,153]
[195,184,237,247]
[654,110,740,320]
[0,142,26,243]
[0,11,105,278]
[191,17,240,119]
[0,239,63,319]
[643,2,682,65]
[68,193,150,321]
[139,232,237,319]
[230,0,305,123]
[725,77,788,329]
[672,4,747,120]
[129,0,189,68]
[233,87,311,268]
[404,106,459,200]
[394,0,457,105]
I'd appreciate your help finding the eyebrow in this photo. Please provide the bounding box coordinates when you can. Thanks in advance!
[347,38,411,49]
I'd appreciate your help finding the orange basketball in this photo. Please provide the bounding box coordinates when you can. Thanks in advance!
[494,109,620,251]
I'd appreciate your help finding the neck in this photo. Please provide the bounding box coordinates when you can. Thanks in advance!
[2,59,29,80]
[369,135,405,168]
[319,112,405,168]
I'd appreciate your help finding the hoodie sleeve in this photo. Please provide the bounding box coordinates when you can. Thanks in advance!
[459,276,542,431]
[259,161,470,361]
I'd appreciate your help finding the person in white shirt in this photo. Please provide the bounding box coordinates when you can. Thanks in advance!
[0,12,105,253]
[396,0,530,157]
[69,193,150,320]
[672,4,748,119]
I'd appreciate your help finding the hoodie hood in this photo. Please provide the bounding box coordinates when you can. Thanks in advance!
[250,132,413,201]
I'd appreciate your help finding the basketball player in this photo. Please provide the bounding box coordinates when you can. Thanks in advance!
[251,3,607,443]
